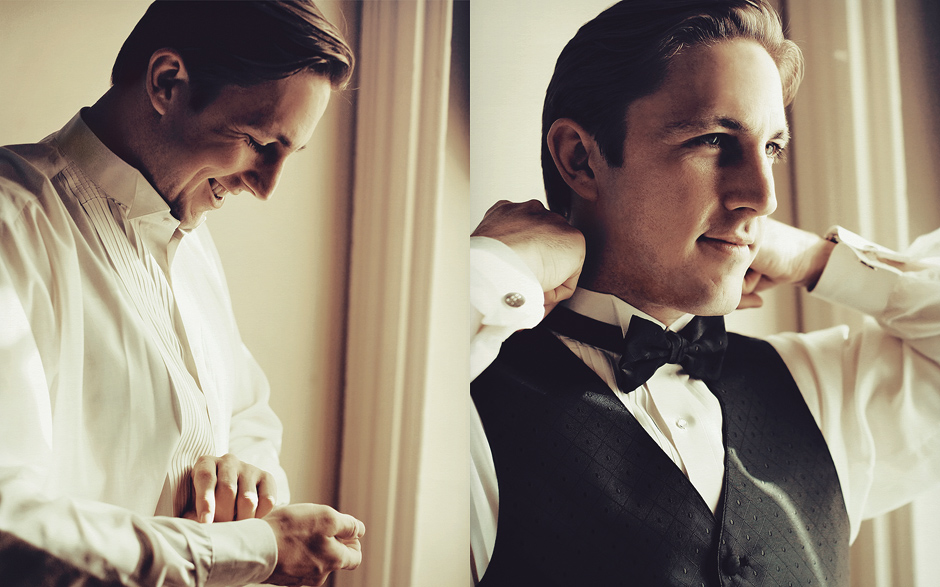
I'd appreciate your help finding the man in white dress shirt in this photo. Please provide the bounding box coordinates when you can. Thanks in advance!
[0,2,364,585]
[470,1,940,585]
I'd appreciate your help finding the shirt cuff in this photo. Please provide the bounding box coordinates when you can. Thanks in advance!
[470,237,545,380]
[811,226,904,316]
[205,518,278,586]
[470,236,544,330]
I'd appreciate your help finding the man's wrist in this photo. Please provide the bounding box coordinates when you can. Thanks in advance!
[804,238,837,291]
[811,226,905,315]
[205,518,279,587]
[470,236,545,330]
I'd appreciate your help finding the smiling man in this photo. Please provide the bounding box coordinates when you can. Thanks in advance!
[470,1,940,585]
[0,2,363,586]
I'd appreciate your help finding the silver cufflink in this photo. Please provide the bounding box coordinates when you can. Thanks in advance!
[502,292,526,308]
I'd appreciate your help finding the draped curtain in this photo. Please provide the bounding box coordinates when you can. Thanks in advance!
[778,0,940,584]
[336,2,471,586]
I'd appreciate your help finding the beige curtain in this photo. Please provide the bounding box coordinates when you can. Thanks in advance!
[336,2,471,586]
[781,0,940,584]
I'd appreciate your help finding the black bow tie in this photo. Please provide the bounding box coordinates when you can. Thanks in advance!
[542,306,727,390]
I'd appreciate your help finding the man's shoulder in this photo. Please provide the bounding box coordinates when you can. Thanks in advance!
[473,325,601,394]
[0,141,68,225]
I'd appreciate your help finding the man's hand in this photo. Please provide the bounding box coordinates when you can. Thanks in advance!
[739,218,837,309]
[185,454,277,523]
[263,504,365,586]
[472,200,586,314]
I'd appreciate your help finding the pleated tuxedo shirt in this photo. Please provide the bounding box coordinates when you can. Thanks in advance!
[0,113,287,585]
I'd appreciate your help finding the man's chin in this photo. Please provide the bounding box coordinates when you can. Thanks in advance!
[685,287,743,317]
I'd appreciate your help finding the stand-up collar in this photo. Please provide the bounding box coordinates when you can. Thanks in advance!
[562,287,694,335]
[55,111,186,274]
[55,111,174,222]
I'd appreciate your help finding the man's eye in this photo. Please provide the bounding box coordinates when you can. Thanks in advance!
[695,134,723,147]
[765,142,787,160]
[246,136,265,153]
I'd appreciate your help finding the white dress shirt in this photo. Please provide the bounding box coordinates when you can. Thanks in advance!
[470,227,940,582]
[0,113,288,585]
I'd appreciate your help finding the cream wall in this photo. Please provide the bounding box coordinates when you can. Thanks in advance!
[209,0,358,508]
[469,0,609,228]
[0,0,356,507]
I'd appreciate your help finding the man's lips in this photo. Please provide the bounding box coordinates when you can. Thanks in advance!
[698,234,755,259]
[699,234,754,247]
[209,178,227,201]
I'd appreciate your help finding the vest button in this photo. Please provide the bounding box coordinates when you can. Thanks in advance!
[723,554,745,576]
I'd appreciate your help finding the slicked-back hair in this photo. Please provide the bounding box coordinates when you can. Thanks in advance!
[541,0,803,217]
[112,0,355,111]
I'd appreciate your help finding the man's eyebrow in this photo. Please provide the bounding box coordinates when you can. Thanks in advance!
[241,117,307,152]
[661,116,790,142]
[275,133,307,152]
[259,130,307,152]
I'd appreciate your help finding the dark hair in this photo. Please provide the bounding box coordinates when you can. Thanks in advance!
[541,0,803,216]
[112,1,355,110]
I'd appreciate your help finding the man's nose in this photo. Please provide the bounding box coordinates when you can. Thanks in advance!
[243,157,286,201]
[723,148,777,217]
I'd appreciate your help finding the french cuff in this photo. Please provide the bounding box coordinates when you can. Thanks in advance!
[470,236,544,330]
[811,226,904,316]
[205,518,278,586]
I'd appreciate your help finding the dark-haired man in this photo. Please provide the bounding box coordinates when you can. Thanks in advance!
[0,2,363,585]
[470,1,940,585]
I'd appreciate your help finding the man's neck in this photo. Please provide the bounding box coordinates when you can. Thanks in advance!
[577,274,685,327]
[83,87,151,183]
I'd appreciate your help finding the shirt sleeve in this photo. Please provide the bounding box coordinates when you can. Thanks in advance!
[0,476,278,586]
[0,177,279,586]
[470,236,544,380]
[767,226,940,543]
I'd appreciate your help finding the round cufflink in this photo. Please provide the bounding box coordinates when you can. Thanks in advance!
[502,292,526,308]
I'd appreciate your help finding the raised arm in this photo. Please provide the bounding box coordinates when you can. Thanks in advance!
[470,200,585,378]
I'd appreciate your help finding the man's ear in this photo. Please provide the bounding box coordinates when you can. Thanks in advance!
[547,118,600,202]
[146,48,190,116]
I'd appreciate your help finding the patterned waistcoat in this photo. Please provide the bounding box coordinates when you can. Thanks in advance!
[472,325,849,586]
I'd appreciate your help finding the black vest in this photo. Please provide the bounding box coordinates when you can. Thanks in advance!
[472,324,849,586]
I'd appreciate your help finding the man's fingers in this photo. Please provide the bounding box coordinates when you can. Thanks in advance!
[214,455,239,522]
[192,457,218,524]
[326,527,363,571]
[543,267,581,318]
[738,292,764,309]
[256,473,277,518]
[332,512,366,540]
[187,455,279,523]
[742,268,761,294]
[338,539,363,570]
[235,480,259,521]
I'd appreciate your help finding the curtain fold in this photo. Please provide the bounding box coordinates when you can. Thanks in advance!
[784,0,940,584]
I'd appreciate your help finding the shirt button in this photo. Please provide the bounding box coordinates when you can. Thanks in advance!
[675,418,688,430]
[502,292,526,308]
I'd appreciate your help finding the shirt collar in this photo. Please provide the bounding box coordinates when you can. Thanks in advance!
[562,287,694,335]
[55,111,175,222]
